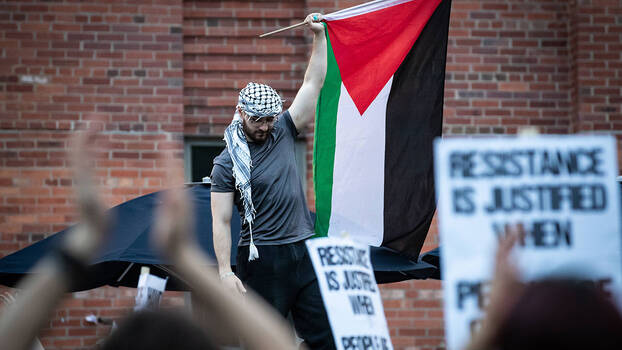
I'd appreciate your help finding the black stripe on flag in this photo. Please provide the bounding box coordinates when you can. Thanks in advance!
[383,0,452,260]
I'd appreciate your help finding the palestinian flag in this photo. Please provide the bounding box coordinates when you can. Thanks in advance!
[313,0,451,260]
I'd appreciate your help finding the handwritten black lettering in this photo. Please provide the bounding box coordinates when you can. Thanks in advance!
[349,294,375,315]
[317,246,369,268]
[452,187,476,214]
[449,148,604,179]
[325,271,340,291]
[484,184,606,213]
[493,220,572,248]
[342,335,389,350]
[343,270,376,292]
[457,280,491,310]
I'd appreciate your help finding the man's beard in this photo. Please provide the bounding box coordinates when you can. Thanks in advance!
[242,120,271,143]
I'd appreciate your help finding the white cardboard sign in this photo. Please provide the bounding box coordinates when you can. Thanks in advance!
[134,273,167,311]
[434,135,622,350]
[306,237,393,350]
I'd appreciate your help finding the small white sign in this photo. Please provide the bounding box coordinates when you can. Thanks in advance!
[434,135,622,350]
[306,237,393,350]
[134,273,167,311]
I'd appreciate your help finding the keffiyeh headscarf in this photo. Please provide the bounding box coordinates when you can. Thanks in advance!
[223,82,283,261]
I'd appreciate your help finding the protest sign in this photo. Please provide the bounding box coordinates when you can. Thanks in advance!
[306,237,393,350]
[134,266,167,311]
[434,135,622,350]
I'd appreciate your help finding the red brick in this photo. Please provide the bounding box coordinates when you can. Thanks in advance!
[40,328,67,338]
[53,338,81,347]
[83,78,110,85]
[2,2,621,350]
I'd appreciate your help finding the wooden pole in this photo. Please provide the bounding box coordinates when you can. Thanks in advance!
[258,21,307,38]
[258,0,381,37]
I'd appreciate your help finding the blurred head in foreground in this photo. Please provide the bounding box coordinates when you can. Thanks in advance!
[100,310,217,350]
[494,278,622,350]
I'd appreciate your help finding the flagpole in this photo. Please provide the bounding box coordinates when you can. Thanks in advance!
[258,22,307,38]
[258,0,399,37]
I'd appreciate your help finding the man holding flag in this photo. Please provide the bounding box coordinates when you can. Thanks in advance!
[210,13,335,350]
[210,0,451,348]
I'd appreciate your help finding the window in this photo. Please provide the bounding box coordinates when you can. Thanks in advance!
[184,139,225,183]
[184,138,307,192]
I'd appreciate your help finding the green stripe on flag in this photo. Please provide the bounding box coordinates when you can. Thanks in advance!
[313,25,341,237]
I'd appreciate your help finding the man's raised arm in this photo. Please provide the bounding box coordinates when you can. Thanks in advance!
[289,13,328,132]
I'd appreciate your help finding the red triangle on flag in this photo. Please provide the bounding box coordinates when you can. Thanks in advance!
[326,0,442,115]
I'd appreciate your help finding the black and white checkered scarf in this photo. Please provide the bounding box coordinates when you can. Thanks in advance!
[223,82,283,261]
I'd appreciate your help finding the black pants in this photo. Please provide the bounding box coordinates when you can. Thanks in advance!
[237,240,336,350]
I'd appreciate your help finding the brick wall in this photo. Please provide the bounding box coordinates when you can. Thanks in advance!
[574,0,622,165]
[183,0,308,136]
[444,0,573,136]
[1,1,621,349]
[0,1,184,349]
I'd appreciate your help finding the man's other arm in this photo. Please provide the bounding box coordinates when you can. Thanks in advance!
[289,13,327,132]
[211,191,246,294]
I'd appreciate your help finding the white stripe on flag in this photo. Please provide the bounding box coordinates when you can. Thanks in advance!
[324,0,413,21]
[328,78,392,245]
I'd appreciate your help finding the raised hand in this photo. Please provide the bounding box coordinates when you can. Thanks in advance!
[63,129,109,262]
[305,13,325,34]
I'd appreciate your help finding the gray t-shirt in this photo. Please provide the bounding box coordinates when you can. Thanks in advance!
[210,111,315,246]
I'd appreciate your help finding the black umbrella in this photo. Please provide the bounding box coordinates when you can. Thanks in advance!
[0,184,439,291]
